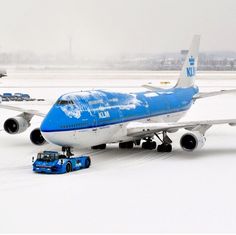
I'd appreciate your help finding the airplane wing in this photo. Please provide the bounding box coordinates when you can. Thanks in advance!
[0,104,46,117]
[127,119,236,137]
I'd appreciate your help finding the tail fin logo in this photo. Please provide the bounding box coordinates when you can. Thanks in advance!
[175,35,200,87]
[186,67,196,77]
[186,56,196,77]
[189,56,195,66]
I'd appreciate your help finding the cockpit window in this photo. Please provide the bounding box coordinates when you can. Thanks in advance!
[56,100,74,105]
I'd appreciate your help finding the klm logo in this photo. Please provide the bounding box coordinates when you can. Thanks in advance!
[186,67,196,77]
[189,56,195,66]
[98,111,110,119]
[186,56,196,77]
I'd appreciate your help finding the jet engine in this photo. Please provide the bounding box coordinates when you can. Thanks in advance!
[30,128,47,145]
[4,117,30,134]
[180,131,206,151]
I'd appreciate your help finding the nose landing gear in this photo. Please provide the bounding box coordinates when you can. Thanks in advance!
[62,147,74,157]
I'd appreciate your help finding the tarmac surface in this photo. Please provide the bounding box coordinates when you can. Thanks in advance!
[1,71,236,233]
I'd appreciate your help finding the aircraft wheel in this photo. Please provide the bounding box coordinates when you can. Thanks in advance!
[134,140,141,146]
[142,142,148,149]
[119,142,126,149]
[91,144,106,150]
[157,144,172,152]
[119,141,134,149]
[142,141,156,150]
[126,141,134,149]
[150,141,157,150]
[166,144,172,152]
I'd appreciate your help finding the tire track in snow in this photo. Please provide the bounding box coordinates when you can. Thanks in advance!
[89,146,175,172]
[91,148,149,169]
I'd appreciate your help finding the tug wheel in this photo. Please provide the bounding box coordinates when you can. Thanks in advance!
[85,157,91,169]
[66,162,72,173]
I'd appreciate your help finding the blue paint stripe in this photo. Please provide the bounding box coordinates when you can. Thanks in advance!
[41,106,190,133]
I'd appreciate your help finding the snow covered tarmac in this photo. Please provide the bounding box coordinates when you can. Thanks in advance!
[1,71,236,233]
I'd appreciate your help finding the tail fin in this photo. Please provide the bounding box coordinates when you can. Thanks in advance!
[175,35,200,88]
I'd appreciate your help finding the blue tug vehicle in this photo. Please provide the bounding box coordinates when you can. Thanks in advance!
[32,150,91,174]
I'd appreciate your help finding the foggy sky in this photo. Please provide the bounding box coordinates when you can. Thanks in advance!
[0,0,235,57]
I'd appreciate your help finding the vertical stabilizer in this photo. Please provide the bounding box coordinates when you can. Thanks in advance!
[175,35,200,88]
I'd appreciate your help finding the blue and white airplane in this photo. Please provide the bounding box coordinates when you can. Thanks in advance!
[1,35,236,154]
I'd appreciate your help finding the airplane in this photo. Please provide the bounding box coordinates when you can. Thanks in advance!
[0,69,7,78]
[1,35,236,156]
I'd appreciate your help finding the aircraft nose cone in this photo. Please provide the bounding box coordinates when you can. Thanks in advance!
[40,106,64,133]
[40,106,67,146]
[40,115,55,133]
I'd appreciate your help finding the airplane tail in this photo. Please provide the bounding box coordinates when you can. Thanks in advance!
[175,35,200,88]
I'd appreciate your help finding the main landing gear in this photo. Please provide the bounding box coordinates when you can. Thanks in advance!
[141,138,157,150]
[119,140,142,149]
[155,131,172,152]
[117,131,173,152]
[91,144,106,150]
[141,131,173,152]
[119,141,134,149]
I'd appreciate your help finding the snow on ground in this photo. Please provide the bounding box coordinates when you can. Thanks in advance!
[1,71,236,233]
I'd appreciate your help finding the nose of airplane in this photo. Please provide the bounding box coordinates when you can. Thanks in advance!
[40,105,64,133]
[39,105,69,146]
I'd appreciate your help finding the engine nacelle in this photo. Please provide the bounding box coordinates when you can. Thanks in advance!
[30,128,47,145]
[180,131,206,151]
[4,117,30,134]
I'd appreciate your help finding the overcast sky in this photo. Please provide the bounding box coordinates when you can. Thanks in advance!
[0,0,235,56]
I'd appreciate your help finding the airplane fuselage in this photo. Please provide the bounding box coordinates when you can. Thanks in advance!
[40,87,198,148]
[40,87,199,148]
